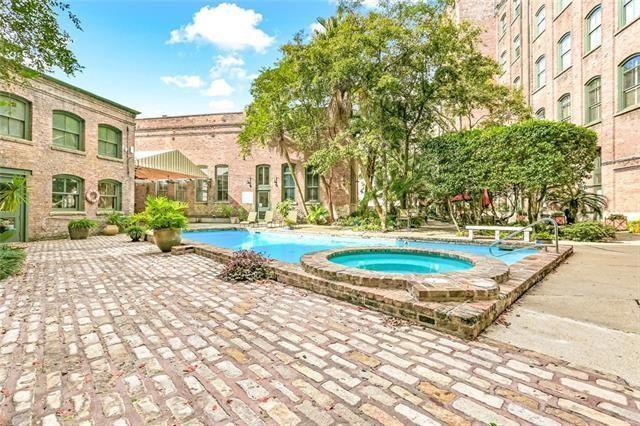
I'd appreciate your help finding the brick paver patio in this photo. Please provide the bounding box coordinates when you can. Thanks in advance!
[1,236,638,425]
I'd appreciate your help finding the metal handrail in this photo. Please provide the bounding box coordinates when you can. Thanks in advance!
[489,217,559,257]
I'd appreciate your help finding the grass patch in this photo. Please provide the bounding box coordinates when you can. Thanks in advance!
[0,246,26,280]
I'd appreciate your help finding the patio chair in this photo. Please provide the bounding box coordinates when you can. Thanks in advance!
[240,211,258,227]
[263,210,275,228]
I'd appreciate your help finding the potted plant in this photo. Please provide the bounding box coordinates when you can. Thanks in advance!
[229,206,240,224]
[68,218,96,240]
[550,211,566,225]
[605,213,627,231]
[103,212,125,236]
[126,225,146,242]
[141,196,188,252]
[276,200,295,226]
[534,230,554,244]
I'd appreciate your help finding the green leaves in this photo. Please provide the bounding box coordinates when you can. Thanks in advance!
[139,196,188,231]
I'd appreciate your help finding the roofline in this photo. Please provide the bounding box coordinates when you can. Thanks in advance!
[137,111,244,120]
[39,73,141,116]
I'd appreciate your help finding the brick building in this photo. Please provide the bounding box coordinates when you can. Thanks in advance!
[456,0,640,219]
[0,75,138,241]
[135,113,355,221]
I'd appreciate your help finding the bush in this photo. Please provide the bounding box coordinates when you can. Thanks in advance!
[140,196,188,230]
[276,199,295,219]
[534,230,555,241]
[607,213,627,221]
[307,204,329,225]
[106,212,127,231]
[68,218,97,230]
[219,250,276,282]
[127,225,146,242]
[213,203,235,218]
[0,246,26,280]
[562,221,616,242]
[628,219,640,234]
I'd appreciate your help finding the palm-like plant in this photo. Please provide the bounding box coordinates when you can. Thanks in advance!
[546,185,607,221]
[0,176,27,243]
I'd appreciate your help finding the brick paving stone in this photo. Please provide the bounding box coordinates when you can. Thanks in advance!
[0,236,637,425]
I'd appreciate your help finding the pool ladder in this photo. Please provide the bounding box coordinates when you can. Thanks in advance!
[489,218,559,257]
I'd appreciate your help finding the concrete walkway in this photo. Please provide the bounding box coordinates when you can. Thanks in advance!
[485,243,640,386]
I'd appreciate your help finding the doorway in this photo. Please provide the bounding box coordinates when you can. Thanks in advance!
[256,165,270,220]
[0,169,29,242]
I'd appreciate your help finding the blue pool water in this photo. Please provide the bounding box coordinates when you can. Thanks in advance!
[182,230,535,265]
[331,252,473,274]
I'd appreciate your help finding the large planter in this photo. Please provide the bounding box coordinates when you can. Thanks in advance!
[69,228,90,240]
[230,216,240,224]
[153,228,182,252]
[103,224,119,236]
[605,218,627,231]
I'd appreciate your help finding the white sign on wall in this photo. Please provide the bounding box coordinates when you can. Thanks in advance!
[241,191,254,204]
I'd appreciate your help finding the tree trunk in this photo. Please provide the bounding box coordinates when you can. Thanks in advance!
[320,174,335,223]
[447,198,461,233]
[281,146,309,216]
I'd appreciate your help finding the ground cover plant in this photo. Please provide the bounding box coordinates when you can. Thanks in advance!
[562,221,616,242]
[219,250,276,282]
[0,245,25,280]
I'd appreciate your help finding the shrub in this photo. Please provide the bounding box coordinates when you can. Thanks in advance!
[127,225,146,242]
[607,213,627,221]
[276,199,295,219]
[213,203,235,218]
[307,204,329,225]
[68,218,97,230]
[106,212,127,231]
[140,196,188,230]
[628,219,640,234]
[0,246,26,280]
[218,250,276,282]
[562,221,616,242]
[235,206,249,221]
[534,230,555,241]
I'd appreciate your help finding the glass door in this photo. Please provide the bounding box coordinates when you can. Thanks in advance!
[0,173,27,242]
[256,165,270,220]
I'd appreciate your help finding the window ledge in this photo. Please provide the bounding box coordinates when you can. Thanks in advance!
[554,66,573,80]
[50,211,87,217]
[97,210,123,216]
[97,154,124,163]
[532,31,544,43]
[614,104,640,117]
[0,135,33,146]
[583,45,601,59]
[584,119,602,128]
[615,16,640,36]
[50,145,86,156]
[531,85,546,96]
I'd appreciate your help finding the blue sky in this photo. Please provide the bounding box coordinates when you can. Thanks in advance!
[54,1,342,117]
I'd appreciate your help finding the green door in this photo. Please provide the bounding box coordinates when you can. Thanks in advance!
[256,165,270,220]
[0,173,27,242]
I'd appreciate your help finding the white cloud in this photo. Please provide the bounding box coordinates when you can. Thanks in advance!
[309,22,326,35]
[160,75,204,88]
[209,99,236,112]
[209,54,250,80]
[204,79,234,97]
[168,3,274,52]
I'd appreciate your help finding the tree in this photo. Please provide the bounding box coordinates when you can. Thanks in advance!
[0,0,82,82]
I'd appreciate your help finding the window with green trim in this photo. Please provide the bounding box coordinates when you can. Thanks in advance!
[513,76,521,89]
[98,125,122,158]
[98,180,121,211]
[535,56,546,89]
[216,165,229,201]
[500,51,507,74]
[0,93,30,140]
[513,0,521,17]
[585,77,601,123]
[585,6,602,53]
[620,54,640,109]
[499,13,507,36]
[513,35,521,59]
[53,111,84,151]
[620,0,639,27]
[282,164,295,201]
[535,108,546,119]
[534,6,546,36]
[52,175,83,211]
[196,179,208,203]
[156,181,168,197]
[557,94,572,122]
[558,0,571,14]
[557,33,571,73]
[176,181,187,202]
[305,166,320,202]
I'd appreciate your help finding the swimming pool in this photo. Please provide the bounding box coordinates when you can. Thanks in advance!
[330,250,474,274]
[182,229,536,265]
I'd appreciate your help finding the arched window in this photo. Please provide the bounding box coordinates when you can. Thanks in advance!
[557,33,572,73]
[535,108,546,119]
[98,125,122,158]
[513,0,521,17]
[535,6,546,36]
[52,111,84,151]
[619,0,639,27]
[513,76,521,89]
[535,56,546,89]
[585,77,601,123]
[0,92,30,140]
[513,35,521,59]
[282,164,296,201]
[558,0,571,13]
[500,13,507,36]
[216,165,229,201]
[98,180,122,211]
[305,166,320,202]
[557,94,572,122]
[52,175,84,211]
[500,51,507,74]
[585,6,602,53]
[620,54,640,109]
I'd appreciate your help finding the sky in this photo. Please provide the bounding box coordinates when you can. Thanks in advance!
[53,0,354,117]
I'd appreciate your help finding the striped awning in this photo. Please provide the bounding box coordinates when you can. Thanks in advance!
[134,150,207,179]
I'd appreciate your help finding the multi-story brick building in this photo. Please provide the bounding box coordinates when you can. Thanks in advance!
[0,75,138,241]
[456,0,640,219]
[135,113,355,221]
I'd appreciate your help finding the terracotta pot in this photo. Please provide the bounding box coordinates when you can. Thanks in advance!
[153,228,182,252]
[69,227,90,240]
[553,216,566,225]
[103,224,119,236]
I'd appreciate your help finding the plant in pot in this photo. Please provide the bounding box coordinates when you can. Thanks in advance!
[126,225,146,242]
[276,200,295,227]
[534,230,554,244]
[103,212,126,236]
[68,218,96,240]
[550,211,566,225]
[141,196,188,252]
[605,213,627,231]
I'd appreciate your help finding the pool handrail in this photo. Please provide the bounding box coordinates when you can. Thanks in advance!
[489,218,559,257]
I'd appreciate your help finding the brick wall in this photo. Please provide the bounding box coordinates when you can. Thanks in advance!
[0,76,137,239]
[135,113,354,219]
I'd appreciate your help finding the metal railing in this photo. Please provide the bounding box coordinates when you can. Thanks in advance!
[489,218,559,257]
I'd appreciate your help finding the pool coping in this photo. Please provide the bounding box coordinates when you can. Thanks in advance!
[300,247,509,302]
[174,235,573,339]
